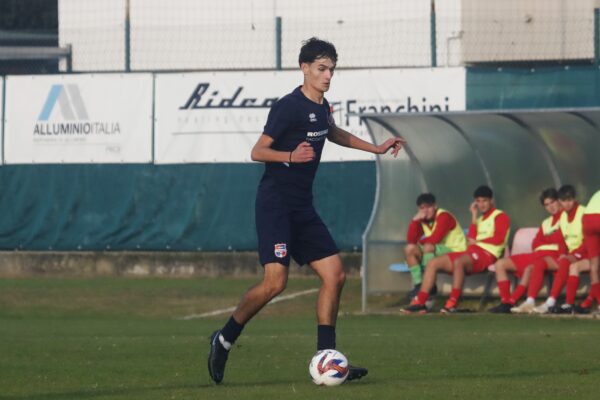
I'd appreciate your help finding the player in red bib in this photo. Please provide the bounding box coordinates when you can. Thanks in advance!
[529,185,587,314]
[489,188,565,313]
[401,185,510,314]
[557,189,600,314]
[403,193,467,299]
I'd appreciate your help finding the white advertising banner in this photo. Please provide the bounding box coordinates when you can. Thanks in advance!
[154,68,466,163]
[4,74,153,164]
[0,76,3,165]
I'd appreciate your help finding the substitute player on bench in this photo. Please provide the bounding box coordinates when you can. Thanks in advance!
[557,189,600,314]
[489,188,565,313]
[402,185,510,314]
[530,185,586,314]
[404,193,467,299]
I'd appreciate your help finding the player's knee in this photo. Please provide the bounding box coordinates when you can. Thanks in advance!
[334,269,346,288]
[264,278,287,298]
[495,258,508,269]
[323,268,346,289]
[568,263,579,276]
[426,259,442,271]
[404,244,418,257]
[453,261,465,272]
[422,243,435,253]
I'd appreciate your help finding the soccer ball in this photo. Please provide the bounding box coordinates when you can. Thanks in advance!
[308,349,349,386]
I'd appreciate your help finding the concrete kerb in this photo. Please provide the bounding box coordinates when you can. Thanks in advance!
[0,251,362,278]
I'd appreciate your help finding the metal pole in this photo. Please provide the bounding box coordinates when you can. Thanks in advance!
[125,0,131,72]
[65,44,72,72]
[430,0,437,67]
[275,16,282,70]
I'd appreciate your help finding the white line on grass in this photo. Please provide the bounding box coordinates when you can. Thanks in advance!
[179,288,319,320]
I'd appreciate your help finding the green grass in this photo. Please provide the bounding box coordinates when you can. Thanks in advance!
[1,277,600,400]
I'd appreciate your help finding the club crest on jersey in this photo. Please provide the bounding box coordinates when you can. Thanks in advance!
[309,113,317,122]
[274,243,287,258]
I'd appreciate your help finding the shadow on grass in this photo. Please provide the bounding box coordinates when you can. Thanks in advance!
[0,378,378,400]
[0,383,204,400]
[2,363,592,400]
[398,365,600,382]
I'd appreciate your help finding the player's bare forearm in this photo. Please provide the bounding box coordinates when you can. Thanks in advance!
[251,134,315,163]
[327,126,377,152]
[251,146,292,163]
[327,126,405,156]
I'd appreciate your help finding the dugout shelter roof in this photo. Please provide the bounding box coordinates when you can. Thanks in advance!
[360,108,600,311]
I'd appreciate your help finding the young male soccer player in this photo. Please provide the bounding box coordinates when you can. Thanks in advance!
[402,185,510,314]
[488,188,565,313]
[582,190,600,312]
[404,193,467,298]
[530,185,587,314]
[557,189,600,314]
[207,38,405,384]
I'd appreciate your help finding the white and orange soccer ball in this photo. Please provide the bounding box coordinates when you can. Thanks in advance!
[308,349,349,386]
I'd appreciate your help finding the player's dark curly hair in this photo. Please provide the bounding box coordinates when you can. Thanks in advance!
[473,185,493,199]
[558,184,576,200]
[299,37,338,65]
[416,193,436,206]
[539,188,559,204]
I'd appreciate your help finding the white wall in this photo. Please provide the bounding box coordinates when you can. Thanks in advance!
[461,0,596,62]
[58,0,598,72]
[59,0,446,71]
[59,0,126,71]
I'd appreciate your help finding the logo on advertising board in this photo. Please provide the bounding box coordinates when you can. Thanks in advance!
[174,82,281,136]
[177,82,452,131]
[34,84,121,139]
[180,83,279,110]
[152,70,465,163]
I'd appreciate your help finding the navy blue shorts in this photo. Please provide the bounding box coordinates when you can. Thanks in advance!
[256,202,339,267]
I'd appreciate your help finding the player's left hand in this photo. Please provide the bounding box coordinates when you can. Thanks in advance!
[377,137,406,157]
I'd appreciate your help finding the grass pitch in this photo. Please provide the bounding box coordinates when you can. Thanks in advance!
[1,277,599,400]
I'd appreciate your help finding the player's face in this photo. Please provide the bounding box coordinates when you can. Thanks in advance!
[559,197,576,212]
[419,204,437,220]
[543,197,561,215]
[475,197,492,214]
[302,57,336,93]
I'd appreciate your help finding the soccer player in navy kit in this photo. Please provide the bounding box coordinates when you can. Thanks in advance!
[208,38,405,384]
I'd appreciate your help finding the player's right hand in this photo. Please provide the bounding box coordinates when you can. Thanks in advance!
[469,201,478,215]
[291,142,315,163]
[413,209,426,221]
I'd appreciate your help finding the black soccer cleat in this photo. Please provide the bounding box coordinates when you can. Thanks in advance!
[488,302,512,314]
[346,364,368,381]
[573,304,591,314]
[550,304,573,315]
[208,330,230,384]
[430,284,438,296]
[406,283,422,300]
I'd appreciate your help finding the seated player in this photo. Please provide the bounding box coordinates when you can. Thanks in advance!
[403,193,467,299]
[560,258,591,314]
[530,185,586,314]
[402,185,510,314]
[488,188,565,313]
[557,189,600,314]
